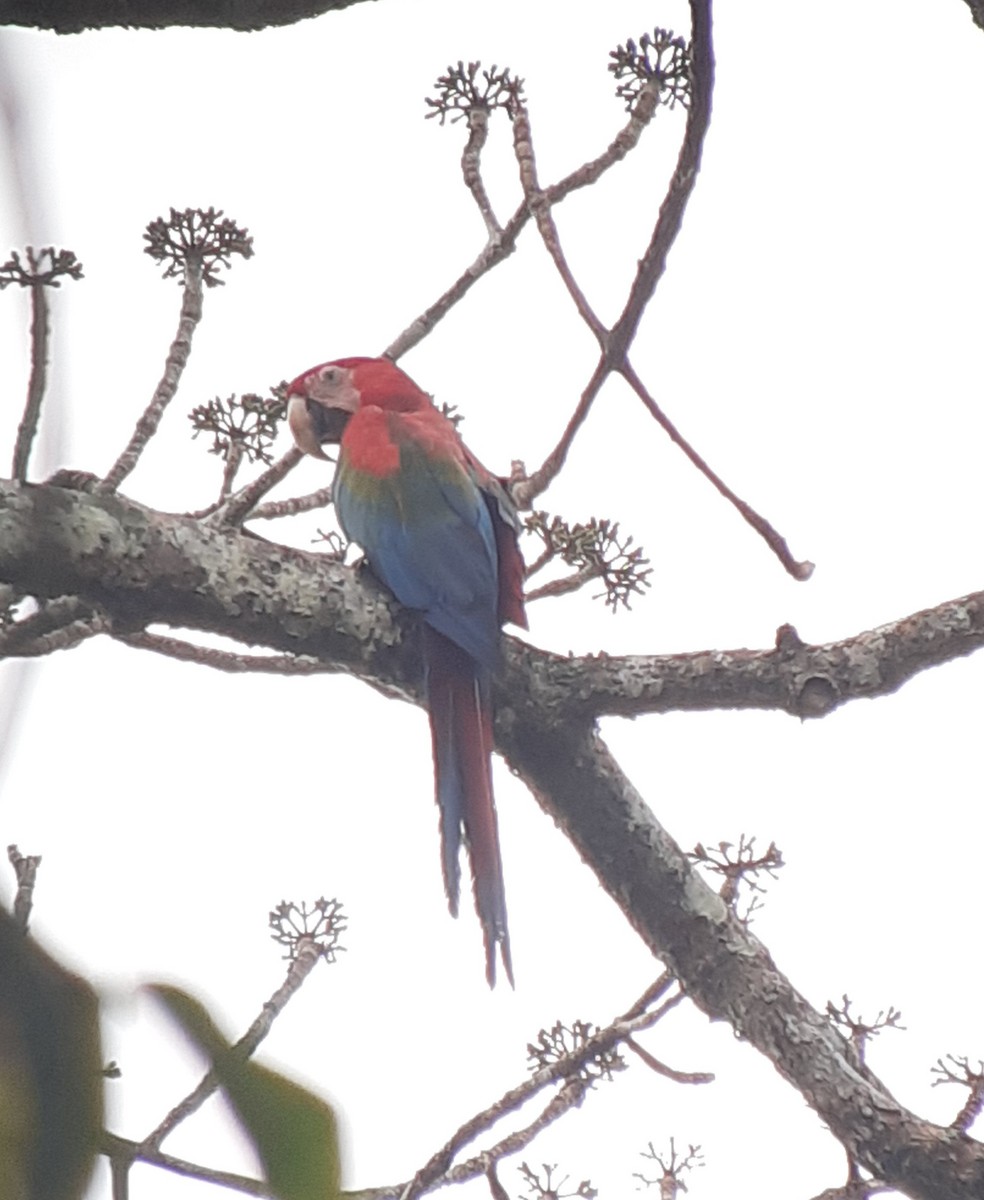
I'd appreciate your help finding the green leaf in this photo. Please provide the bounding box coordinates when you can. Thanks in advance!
[149,983,340,1200]
[0,906,102,1200]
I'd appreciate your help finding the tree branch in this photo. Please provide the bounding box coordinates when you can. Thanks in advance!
[2,478,984,1198]
[1,0,363,33]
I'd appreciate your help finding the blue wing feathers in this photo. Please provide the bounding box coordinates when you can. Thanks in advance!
[334,439,501,668]
[334,407,514,984]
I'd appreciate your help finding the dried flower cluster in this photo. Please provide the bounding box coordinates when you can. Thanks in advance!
[0,246,84,289]
[826,995,905,1060]
[525,511,652,611]
[426,60,524,124]
[633,1139,703,1191]
[527,1020,625,1085]
[189,390,287,466]
[268,897,347,962]
[689,834,784,921]
[609,28,691,112]
[143,207,253,288]
[519,1163,597,1200]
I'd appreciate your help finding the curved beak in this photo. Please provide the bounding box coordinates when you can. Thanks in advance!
[288,395,351,459]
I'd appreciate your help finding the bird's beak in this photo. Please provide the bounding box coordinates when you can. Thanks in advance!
[288,395,351,459]
[287,395,329,459]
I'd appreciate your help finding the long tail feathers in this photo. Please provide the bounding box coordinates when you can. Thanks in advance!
[425,627,513,987]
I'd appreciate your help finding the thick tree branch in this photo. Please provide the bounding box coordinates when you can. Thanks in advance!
[2,479,984,1199]
[1,0,361,33]
[2,482,982,723]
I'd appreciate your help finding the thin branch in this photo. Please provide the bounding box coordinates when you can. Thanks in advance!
[524,568,601,604]
[462,106,502,238]
[385,67,669,362]
[805,1185,892,1200]
[101,1132,269,1198]
[115,629,334,674]
[99,257,204,494]
[1,612,111,656]
[931,1055,984,1133]
[511,5,716,510]
[625,1037,714,1085]
[485,1165,510,1200]
[7,843,41,933]
[13,280,49,480]
[444,1081,587,1186]
[509,360,608,509]
[543,76,667,201]
[618,972,677,1021]
[0,247,83,481]
[208,446,304,528]
[140,937,323,1152]
[401,1005,669,1200]
[109,1147,130,1200]
[621,361,813,579]
[218,441,244,504]
[604,5,714,368]
[249,485,334,521]
[0,596,111,658]
[511,100,606,342]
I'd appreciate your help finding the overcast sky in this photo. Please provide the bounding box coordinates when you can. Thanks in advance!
[2,3,984,1198]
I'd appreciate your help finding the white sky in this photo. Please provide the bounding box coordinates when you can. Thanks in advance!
[2,2,984,1198]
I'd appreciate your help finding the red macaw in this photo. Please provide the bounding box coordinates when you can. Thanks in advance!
[286,357,527,986]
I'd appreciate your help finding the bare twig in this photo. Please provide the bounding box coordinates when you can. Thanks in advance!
[0,596,111,658]
[140,936,324,1152]
[625,1037,713,1085]
[7,843,42,933]
[622,362,814,579]
[100,210,252,494]
[462,106,502,237]
[805,1184,892,1200]
[249,485,335,521]
[931,1055,984,1133]
[100,255,204,493]
[524,570,600,604]
[826,996,905,1065]
[486,1164,511,1200]
[604,8,712,368]
[17,280,50,480]
[219,441,244,503]
[511,100,606,343]
[509,360,608,510]
[0,247,83,481]
[386,63,668,362]
[447,1082,589,1188]
[102,1132,269,1198]
[509,10,713,505]
[400,1002,675,1200]
[116,629,334,676]
[208,446,304,528]
[616,972,676,1021]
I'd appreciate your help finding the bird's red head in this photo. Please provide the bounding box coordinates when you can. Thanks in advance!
[286,357,430,459]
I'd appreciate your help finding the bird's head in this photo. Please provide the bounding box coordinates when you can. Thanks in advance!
[286,359,363,460]
[286,356,432,459]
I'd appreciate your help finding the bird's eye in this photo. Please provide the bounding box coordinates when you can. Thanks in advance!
[320,367,339,386]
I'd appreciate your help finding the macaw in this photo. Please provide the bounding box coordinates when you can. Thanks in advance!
[286,356,527,986]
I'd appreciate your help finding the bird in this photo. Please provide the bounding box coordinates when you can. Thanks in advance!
[286,356,527,985]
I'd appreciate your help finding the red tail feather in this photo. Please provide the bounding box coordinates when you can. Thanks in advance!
[425,628,513,987]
